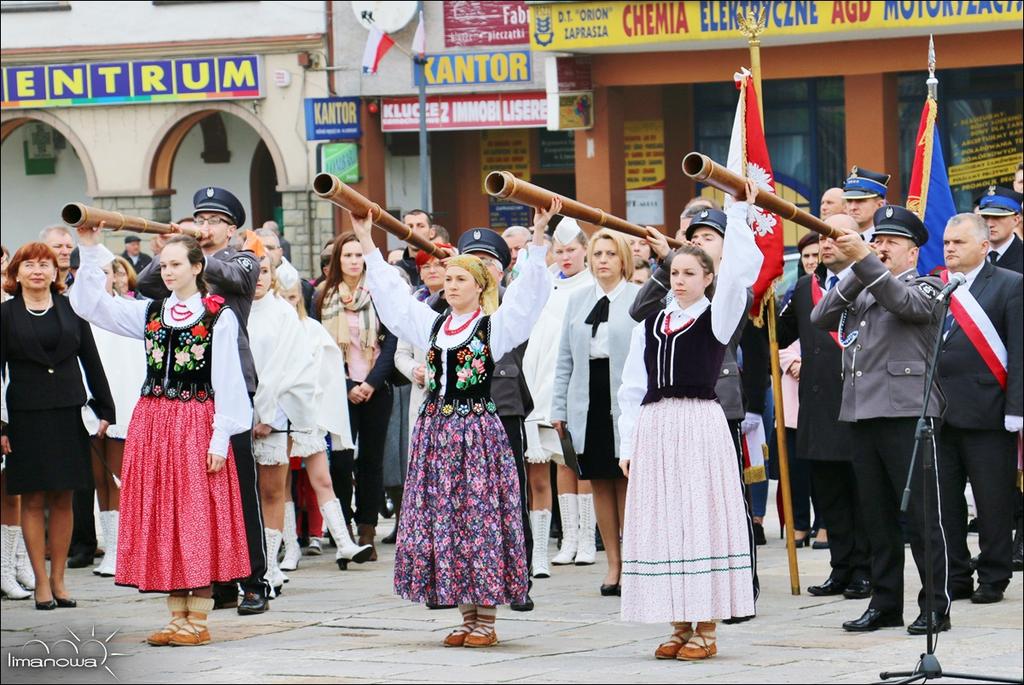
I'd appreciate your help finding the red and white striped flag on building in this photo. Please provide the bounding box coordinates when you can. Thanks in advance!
[361,25,395,75]
[726,68,784,320]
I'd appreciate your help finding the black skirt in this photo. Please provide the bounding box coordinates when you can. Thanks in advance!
[4,407,92,495]
[577,358,623,480]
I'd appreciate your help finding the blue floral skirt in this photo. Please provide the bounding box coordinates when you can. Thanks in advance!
[393,404,529,607]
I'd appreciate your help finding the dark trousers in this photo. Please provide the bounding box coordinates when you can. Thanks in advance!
[770,428,813,531]
[69,487,97,556]
[939,425,1016,592]
[333,388,393,526]
[214,429,269,597]
[809,459,870,584]
[852,418,950,616]
[728,418,759,607]
[500,415,533,580]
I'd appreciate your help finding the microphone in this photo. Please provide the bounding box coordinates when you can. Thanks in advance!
[936,272,967,301]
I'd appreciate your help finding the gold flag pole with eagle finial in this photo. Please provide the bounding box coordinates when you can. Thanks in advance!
[737,5,802,596]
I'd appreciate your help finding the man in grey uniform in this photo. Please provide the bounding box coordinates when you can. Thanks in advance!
[811,205,950,635]
[137,187,269,615]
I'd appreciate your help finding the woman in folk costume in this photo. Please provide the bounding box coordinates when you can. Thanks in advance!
[81,259,146,578]
[616,180,763,661]
[521,219,596,573]
[70,229,251,647]
[351,203,553,647]
[551,230,641,595]
[248,256,368,593]
[273,262,367,572]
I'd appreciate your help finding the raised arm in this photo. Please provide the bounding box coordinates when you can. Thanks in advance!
[711,196,763,344]
[362,249,441,351]
[69,243,150,339]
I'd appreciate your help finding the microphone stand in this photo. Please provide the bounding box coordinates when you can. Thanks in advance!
[877,281,1022,685]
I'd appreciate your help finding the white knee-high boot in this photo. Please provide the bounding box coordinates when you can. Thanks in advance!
[551,494,579,565]
[575,494,596,565]
[93,511,110,576]
[319,499,373,564]
[530,510,552,578]
[280,504,301,572]
[94,511,118,577]
[1,525,30,599]
[263,528,286,596]
[11,526,33,590]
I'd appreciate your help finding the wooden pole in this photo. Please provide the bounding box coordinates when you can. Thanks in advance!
[738,6,801,596]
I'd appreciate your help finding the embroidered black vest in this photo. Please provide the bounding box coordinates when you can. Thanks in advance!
[642,306,725,405]
[140,299,223,402]
[419,314,498,418]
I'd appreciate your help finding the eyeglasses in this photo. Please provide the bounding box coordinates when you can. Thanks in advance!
[194,216,229,226]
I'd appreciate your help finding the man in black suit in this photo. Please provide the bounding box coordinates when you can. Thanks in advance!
[937,212,1023,604]
[979,186,1023,275]
[778,214,871,600]
[120,236,152,272]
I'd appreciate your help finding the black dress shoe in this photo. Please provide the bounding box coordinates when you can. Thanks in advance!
[950,583,974,601]
[600,584,621,596]
[426,602,457,610]
[237,591,269,615]
[907,612,950,635]
[970,584,1004,604]
[66,550,95,569]
[812,540,830,550]
[722,615,754,625]
[842,608,903,632]
[807,577,847,596]
[753,523,767,546]
[381,528,398,544]
[54,596,77,608]
[35,599,57,611]
[842,579,872,600]
[510,594,534,612]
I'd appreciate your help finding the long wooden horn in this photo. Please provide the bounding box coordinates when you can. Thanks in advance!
[484,171,683,248]
[682,153,842,239]
[61,203,202,238]
[313,173,449,258]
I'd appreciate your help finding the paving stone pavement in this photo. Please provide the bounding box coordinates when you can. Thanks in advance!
[2,513,1022,684]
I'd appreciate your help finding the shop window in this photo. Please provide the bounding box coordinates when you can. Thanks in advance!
[198,113,231,164]
[898,65,1023,212]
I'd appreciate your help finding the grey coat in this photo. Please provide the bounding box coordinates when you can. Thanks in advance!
[551,282,640,454]
[810,253,945,422]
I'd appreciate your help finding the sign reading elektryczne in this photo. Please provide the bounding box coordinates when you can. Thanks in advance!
[1,55,262,109]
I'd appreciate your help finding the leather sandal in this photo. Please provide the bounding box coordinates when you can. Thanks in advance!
[443,624,473,648]
[677,627,717,661]
[655,624,693,659]
[167,620,211,647]
[146,617,188,647]
[464,624,498,648]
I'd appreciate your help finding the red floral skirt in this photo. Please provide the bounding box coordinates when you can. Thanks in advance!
[116,396,251,592]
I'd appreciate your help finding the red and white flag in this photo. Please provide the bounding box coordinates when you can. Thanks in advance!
[726,68,784,319]
[361,25,395,75]
[411,10,426,60]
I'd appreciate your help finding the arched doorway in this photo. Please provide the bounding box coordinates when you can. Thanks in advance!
[147,107,285,229]
[1,116,93,250]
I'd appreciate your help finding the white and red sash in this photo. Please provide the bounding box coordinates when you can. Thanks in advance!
[943,271,1008,390]
[809,276,841,347]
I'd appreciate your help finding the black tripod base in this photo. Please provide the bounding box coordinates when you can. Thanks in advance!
[879,653,1023,685]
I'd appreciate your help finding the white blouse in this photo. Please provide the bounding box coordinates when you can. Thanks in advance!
[616,201,764,461]
[248,293,317,434]
[364,244,551,397]
[70,243,252,458]
[589,278,629,360]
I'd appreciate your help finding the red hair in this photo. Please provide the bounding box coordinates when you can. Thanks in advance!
[3,242,64,295]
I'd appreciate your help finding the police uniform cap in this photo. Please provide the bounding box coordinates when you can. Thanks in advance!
[193,187,246,228]
[843,165,891,200]
[684,208,728,241]
[457,228,512,271]
[871,205,928,246]
[977,185,1023,217]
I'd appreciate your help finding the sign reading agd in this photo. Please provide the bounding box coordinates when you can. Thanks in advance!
[1,56,261,109]
[304,97,361,141]
[414,50,532,87]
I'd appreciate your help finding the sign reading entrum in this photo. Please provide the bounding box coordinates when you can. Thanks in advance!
[1,56,261,109]
[381,92,547,132]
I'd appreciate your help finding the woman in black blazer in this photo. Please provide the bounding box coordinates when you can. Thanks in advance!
[1,242,114,609]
